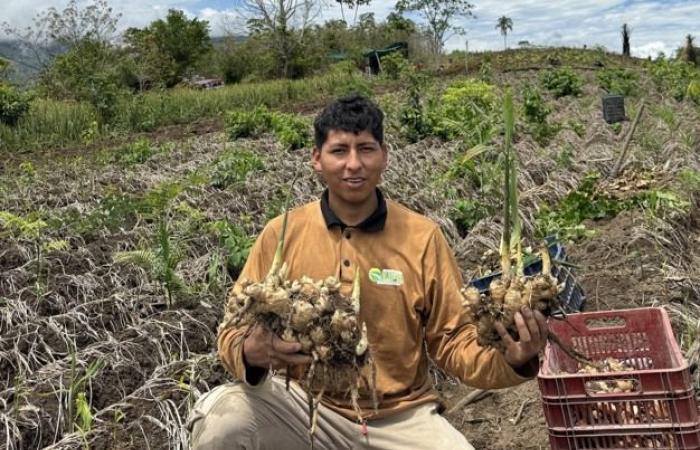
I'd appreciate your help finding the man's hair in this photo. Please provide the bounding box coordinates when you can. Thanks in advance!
[313,94,384,149]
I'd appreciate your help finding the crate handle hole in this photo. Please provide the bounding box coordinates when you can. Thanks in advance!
[585,317,626,329]
[584,378,638,395]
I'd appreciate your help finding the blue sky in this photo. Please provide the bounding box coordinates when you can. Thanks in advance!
[1,0,698,57]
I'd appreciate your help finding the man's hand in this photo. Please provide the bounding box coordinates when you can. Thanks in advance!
[494,306,549,369]
[243,324,313,370]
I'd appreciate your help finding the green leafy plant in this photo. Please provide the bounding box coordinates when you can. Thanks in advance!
[450,198,494,236]
[114,219,186,307]
[0,211,51,291]
[208,220,253,277]
[0,83,31,126]
[227,106,271,139]
[226,107,311,150]
[74,392,93,434]
[648,59,700,101]
[66,353,102,436]
[269,112,311,150]
[678,168,700,193]
[381,53,410,80]
[522,85,559,145]
[398,69,430,143]
[535,173,618,240]
[540,67,583,98]
[688,80,700,104]
[597,68,638,96]
[536,172,689,241]
[522,85,550,124]
[430,79,498,145]
[554,143,575,169]
[113,138,158,165]
[210,149,264,189]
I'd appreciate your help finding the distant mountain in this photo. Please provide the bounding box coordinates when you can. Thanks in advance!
[0,39,65,84]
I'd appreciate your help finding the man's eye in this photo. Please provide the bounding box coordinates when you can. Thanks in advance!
[331,148,345,154]
[360,146,376,152]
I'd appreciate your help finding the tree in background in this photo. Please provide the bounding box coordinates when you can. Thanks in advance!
[496,16,513,50]
[335,0,373,25]
[0,58,9,80]
[395,0,474,55]
[1,0,120,69]
[41,39,124,125]
[124,10,211,88]
[240,0,323,78]
[622,23,631,57]
[680,34,697,66]
[4,0,126,126]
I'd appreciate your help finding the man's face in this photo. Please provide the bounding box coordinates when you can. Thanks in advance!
[312,129,387,206]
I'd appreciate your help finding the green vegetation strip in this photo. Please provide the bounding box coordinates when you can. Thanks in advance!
[0,71,374,153]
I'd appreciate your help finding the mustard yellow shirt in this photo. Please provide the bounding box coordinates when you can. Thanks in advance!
[217,194,534,421]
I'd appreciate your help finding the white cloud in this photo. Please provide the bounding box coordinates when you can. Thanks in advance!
[632,41,671,59]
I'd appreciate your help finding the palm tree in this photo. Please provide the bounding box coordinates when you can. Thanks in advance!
[496,16,513,50]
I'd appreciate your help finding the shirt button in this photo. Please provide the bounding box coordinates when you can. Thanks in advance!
[343,260,350,267]
[344,230,351,239]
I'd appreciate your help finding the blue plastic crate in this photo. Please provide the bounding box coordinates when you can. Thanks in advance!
[467,240,585,313]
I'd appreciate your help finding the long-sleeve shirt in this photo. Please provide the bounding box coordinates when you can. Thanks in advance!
[217,194,535,421]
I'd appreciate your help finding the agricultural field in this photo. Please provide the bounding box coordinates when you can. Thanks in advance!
[1,48,700,449]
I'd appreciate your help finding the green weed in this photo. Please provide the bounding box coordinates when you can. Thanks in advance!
[597,68,638,96]
[540,67,583,98]
[210,148,264,189]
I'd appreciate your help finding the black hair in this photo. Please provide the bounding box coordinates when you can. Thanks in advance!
[313,94,384,149]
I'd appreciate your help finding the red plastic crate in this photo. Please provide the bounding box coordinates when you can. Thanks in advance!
[542,389,699,429]
[548,423,700,450]
[539,307,692,398]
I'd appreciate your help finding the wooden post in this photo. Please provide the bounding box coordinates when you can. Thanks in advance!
[610,101,645,178]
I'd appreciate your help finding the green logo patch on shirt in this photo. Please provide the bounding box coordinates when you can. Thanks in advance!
[368,267,404,286]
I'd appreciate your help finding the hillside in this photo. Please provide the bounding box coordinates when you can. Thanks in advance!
[0,48,699,449]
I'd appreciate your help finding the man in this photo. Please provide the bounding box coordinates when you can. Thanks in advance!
[188,95,548,449]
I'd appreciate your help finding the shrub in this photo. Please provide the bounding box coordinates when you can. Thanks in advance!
[450,198,494,236]
[226,107,311,150]
[226,106,272,139]
[540,67,583,98]
[522,85,550,124]
[269,112,311,150]
[0,84,31,126]
[207,220,253,276]
[596,68,638,96]
[398,69,430,143]
[113,138,158,165]
[381,53,409,80]
[210,149,264,189]
[648,59,700,101]
[430,79,498,145]
[688,80,700,104]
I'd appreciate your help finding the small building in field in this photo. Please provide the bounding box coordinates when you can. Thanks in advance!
[189,78,224,90]
[364,42,409,75]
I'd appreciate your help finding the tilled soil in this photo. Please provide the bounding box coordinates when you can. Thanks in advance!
[2,64,700,450]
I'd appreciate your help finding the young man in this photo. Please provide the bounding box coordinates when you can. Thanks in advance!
[188,95,548,449]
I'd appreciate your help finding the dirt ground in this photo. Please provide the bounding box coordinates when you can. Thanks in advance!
[2,60,700,450]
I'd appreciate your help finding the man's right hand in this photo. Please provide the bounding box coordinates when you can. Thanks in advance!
[243,324,313,370]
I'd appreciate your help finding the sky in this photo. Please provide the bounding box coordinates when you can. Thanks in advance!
[1,0,698,58]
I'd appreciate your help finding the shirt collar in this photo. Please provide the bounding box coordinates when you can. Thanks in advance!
[320,188,387,232]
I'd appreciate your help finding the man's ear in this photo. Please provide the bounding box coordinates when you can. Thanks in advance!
[311,147,322,172]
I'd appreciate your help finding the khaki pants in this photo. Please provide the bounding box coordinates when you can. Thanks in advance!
[187,375,474,450]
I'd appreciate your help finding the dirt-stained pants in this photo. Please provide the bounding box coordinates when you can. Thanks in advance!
[187,375,475,450]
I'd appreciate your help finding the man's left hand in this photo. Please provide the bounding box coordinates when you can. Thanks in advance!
[494,306,549,369]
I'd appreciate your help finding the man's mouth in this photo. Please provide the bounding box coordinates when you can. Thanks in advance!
[344,177,366,187]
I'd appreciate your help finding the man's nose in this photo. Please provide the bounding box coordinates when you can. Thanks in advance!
[346,149,362,170]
